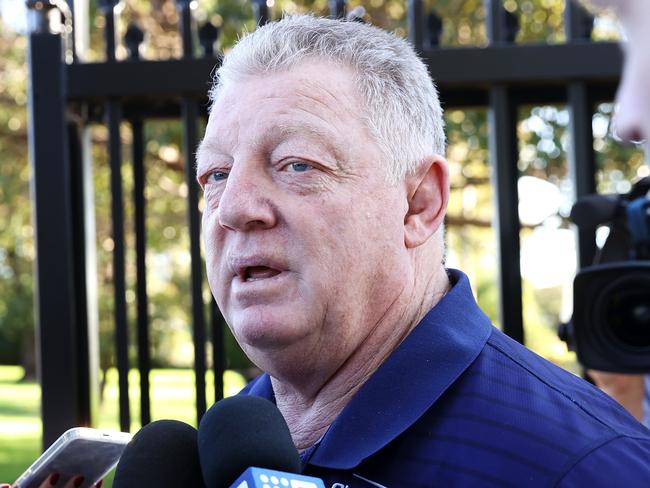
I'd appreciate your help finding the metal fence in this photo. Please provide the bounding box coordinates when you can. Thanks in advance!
[26,0,620,449]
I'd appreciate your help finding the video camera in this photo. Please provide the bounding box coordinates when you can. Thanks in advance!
[559,176,650,372]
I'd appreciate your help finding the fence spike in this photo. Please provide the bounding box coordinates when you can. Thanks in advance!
[199,22,220,58]
[504,8,519,43]
[97,0,119,11]
[427,10,443,47]
[252,0,270,27]
[25,0,57,34]
[485,0,519,45]
[329,0,346,19]
[98,0,119,62]
[125,23,144,61]
[407,0,424,50]
[565,1,594,41]
[175,0,196,59]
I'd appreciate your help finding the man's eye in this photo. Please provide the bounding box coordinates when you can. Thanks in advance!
[287,162,313,172]
[207,171,228,183]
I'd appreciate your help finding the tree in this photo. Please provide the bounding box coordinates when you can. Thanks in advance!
[0,17,34,378]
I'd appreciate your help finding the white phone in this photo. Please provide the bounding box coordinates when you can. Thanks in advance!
[14,427,133,488]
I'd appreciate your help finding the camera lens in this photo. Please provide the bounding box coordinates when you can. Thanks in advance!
[603,280,650,348]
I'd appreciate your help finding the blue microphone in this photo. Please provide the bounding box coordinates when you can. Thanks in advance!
[230,467,324,488]
[197,396,324,488]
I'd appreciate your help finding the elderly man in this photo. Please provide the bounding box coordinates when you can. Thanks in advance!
[196,15,650,487]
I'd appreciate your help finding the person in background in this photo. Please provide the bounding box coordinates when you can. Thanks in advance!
[587,371,645,423]
[579,0,650,429]
[581,0,650,146]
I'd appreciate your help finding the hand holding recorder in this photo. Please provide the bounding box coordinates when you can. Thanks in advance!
[6,427,131,488]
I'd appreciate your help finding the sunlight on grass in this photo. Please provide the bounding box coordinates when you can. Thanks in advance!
[0,366,41,485]
[0,366,247,485]
[97,368,247,431]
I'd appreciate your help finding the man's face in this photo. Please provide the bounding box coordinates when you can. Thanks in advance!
[197,61,412,379]
[585,0,650,147]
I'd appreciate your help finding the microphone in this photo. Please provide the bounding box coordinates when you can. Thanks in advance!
[570,193,620,228]
[197,396,324,488]
[113,419,206,487]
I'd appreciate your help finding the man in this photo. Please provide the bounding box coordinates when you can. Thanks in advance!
[578,0,650,429]
[196,15,650,487]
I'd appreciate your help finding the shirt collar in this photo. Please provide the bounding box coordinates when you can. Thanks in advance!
[242,269,492,469]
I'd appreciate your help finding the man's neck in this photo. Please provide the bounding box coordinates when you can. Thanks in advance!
[271,265,450,451]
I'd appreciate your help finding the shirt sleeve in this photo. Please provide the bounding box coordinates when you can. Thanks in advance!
[556,436,650,487]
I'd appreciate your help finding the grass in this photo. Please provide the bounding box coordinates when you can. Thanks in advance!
[0,366,40,486]
[0,365,247,486]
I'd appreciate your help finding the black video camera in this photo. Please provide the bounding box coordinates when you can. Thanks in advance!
[559,176,650,372]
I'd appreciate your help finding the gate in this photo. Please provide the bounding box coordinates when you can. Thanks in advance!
[26,0,621,448]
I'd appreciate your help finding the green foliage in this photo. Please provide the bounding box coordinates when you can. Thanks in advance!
[0,17,33,371]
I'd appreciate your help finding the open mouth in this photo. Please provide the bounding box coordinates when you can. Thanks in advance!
[242,266,282,282]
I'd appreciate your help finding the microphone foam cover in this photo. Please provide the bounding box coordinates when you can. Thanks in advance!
[570,194,619,228]
[198,396,301,488]
[113,419,205,488]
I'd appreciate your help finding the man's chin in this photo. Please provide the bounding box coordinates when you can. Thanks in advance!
[232,314,311,352]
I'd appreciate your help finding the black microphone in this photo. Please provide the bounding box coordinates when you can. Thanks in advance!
[570,193,620,228]
[197,396,301,488]
[113,419,206,487]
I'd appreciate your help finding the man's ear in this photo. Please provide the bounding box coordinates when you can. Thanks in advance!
[404,155,449,248]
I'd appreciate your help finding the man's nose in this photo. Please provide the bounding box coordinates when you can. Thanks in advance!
[217,164,277,232]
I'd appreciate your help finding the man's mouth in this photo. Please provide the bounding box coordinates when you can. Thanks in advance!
[243,266,282,282]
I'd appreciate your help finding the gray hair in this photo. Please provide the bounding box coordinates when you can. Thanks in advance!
[209,15,446,181]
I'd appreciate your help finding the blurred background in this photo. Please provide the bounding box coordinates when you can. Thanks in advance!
[0,0,647,484]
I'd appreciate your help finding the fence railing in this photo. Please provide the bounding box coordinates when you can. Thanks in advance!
[26,0,620,449]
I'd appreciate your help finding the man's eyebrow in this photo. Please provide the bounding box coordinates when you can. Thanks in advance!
[274,122,345,164]
[195,139,226,174]
[277,122,329,139]
[195,122,347,174]
[196,139,218,161]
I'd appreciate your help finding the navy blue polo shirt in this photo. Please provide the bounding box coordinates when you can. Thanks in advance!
[242,270,650,487]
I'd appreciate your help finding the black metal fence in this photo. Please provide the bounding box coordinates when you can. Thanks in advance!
[26,0,620,449]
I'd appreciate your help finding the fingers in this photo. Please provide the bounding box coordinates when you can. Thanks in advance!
[61,476,85,488]
[32,473,91,488]
[38,473,60,488]
[9,473,101,488]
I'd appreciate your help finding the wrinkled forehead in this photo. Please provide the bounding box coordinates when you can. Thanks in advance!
[211,57,360,109]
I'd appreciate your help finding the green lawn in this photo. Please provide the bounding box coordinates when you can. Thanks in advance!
[0,365,246,486]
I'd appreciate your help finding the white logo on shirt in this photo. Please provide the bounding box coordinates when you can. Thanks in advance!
[330,474,388,488]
